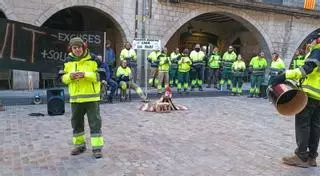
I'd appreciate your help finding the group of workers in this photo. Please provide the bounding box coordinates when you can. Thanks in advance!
[91,38,315,103]
[102,40,311,101]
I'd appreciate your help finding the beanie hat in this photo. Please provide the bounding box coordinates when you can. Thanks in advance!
[69,37,84,47]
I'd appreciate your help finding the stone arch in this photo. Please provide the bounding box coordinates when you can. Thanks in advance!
[0,1,18,20]
[33,0,130,42]
[162,6,272,58]
[292,27,320,56]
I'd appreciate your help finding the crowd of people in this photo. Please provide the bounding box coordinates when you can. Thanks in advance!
[100,39,313,102]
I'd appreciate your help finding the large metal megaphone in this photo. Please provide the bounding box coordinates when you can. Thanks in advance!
[267,80,308,116]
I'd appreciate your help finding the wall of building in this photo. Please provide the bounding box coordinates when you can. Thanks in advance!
[0,0,320,88]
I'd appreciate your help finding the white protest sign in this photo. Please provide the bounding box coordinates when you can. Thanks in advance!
[132,38,161,50]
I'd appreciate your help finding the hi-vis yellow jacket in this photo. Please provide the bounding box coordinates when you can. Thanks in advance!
[62,52,101,103]
[285,44,320,100]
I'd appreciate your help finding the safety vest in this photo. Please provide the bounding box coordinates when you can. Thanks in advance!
[270,58,285,75]
[232,60,246,77]
[148,51,161,67]
[170,52,181,69]
[62,52,100,103]
[249,56,267,75]
[286,45,320,100]
[190,50,205,67]
[178,55,192,72]
[292,55,305,69]
[208,52,221,69]
[120,48,137,61]
[302,45,320,100]
[158,53,171,72]
[116,66,131,77]
[222,51,237,70]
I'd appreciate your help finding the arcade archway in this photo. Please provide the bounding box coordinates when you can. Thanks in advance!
[166,12,269,64]
[39,6,126,88]
[289,28,320,69]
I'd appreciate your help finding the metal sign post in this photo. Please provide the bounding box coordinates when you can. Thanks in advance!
[133,38,161,99]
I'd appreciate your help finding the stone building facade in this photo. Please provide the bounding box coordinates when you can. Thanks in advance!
[0,0,320,89]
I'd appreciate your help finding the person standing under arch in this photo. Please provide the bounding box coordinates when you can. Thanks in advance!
[231,54,246,95]
[268,52,285,85]
[169,48,181,87]
[220,46,237,91]
[207,46,221,89]
[190,44,205,91]
[248,51,267,98]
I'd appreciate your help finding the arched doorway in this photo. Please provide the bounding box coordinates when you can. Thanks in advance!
[289,28,320,69]
[166,13,265,64]
[40,6,125,88]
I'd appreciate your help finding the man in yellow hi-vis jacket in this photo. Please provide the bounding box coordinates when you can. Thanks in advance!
[61,37,104,159]
[272,37,320,168]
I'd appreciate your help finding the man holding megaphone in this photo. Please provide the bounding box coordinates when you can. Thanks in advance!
[272,36,320,168]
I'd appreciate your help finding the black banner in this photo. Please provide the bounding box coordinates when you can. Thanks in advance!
[0,19,104,73]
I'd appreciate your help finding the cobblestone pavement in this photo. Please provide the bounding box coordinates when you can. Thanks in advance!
[0,96,319,176]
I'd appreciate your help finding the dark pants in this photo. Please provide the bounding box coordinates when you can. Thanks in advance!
[190,66,204,88]
[108,64,115,78]
[71,102,102,136]
[169,67,178,86]
[295,98,320,161]
[250,74,264,95]
[177,72,189,89]
[207,68,220,87]
[220,69,232,86]
[231,76,244,93]
[107,79,118,99]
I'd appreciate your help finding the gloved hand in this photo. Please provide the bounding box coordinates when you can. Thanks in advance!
[121,75,130,82]
[271,73,286,86]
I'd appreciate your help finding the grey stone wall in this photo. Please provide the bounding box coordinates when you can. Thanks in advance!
[1,0,320,88]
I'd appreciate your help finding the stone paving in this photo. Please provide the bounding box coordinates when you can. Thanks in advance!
[0,96,319,176]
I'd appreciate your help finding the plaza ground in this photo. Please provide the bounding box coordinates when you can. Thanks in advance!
[0,96,319,176]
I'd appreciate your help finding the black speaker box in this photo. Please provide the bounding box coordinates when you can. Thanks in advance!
[47,89,65,115]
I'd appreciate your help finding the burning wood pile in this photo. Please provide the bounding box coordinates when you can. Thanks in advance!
[139,87,187,113]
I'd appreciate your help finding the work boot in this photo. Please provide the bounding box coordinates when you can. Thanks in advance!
[178,89,182,94]
[184,88,189,94]
[308,157,317,167]
[231,93,236,96]
[206,85,211,88]
[92,149,103,159]
[282,155,309,168]
[247,94,253,98]
[71,146,86,156]
[254,94,260,98]
[190,86,194,91]
[199,87,203,91]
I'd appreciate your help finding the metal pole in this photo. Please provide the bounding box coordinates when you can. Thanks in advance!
[142,0,147,98]
[103,32,106,63]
